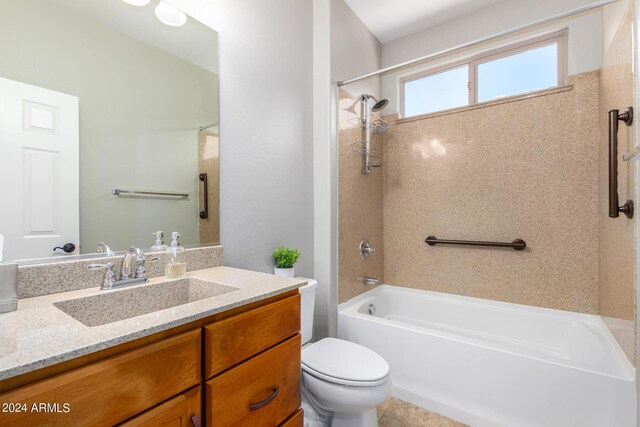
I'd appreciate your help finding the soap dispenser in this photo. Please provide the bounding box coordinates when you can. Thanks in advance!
[151,231,168,252]
[164,232,186,279]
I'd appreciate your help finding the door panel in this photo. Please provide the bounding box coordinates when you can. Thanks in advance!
[0,76,79,260]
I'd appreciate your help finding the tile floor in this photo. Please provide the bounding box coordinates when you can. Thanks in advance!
[377,397,467,427]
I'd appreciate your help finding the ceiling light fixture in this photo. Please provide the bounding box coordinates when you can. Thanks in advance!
[122,0,151,6]
[155,1,188,27]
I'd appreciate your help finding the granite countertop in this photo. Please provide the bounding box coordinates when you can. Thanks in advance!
[0,266,306,381]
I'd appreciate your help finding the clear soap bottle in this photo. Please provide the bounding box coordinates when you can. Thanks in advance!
[164,232,186,279]
[151,231,168,252]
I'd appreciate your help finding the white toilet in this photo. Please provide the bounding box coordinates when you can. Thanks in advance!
[298,279,391,427]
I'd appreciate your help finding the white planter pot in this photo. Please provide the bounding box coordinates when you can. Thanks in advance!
[274,267,295,277]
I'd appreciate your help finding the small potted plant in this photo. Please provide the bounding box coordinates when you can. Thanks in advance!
[273,246,300,277]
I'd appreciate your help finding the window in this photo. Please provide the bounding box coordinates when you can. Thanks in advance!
[401,32,566,118]
[404,65,469,117]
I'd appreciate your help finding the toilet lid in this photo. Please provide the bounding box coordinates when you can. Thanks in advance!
[301,338,389,385]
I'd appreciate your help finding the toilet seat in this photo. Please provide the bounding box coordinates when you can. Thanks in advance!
[302,364,388,387]
[301,338,390,387]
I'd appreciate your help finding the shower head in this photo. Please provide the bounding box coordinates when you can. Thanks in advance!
[372,98,389,112]
[361,94,389,112]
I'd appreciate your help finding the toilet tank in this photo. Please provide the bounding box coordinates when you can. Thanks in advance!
[296,278,318,345]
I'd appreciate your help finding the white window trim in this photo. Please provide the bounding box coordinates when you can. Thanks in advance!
[399,30,568,118]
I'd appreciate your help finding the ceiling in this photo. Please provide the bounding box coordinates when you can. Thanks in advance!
[51,0,218,73]
[344,0,499,44]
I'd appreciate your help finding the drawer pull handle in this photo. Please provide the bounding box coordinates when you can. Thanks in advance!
[191,415,201,427]
[249,386,280,411]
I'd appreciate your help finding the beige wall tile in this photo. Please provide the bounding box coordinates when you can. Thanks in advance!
[198,130,220,245]
[381,72,600,313]
[598,3,636,363]
[338,89,385,303]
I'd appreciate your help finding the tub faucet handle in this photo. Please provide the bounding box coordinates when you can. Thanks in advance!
[359,240,377,260]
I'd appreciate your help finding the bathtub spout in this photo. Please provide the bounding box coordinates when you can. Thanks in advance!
[363,276,380,286]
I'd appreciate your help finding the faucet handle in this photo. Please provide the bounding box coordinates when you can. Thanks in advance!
[87,262,116,289]
[359,240,377,260]
[134,248,159,279]
[134,247,145,260]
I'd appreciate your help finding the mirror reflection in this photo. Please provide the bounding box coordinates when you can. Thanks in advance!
[0,0,219,262]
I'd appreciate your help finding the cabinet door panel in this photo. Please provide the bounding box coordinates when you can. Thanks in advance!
[0,329,200,426]
[119,386,201,427]
[206,335,301,426]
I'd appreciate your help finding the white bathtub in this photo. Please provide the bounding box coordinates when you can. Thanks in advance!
[338,285,636,427]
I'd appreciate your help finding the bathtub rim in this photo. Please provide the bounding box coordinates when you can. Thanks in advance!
[338,284,635,381]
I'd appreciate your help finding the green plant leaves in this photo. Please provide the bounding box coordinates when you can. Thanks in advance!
[272,246,300,269]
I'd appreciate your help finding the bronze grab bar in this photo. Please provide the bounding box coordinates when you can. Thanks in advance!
[425,235,526,251]
[608,107,634,218]
[199,173,208,219]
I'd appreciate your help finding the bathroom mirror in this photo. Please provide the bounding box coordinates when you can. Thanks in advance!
[0,0,220,262]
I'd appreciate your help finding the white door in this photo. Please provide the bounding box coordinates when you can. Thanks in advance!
[0,77,79,261]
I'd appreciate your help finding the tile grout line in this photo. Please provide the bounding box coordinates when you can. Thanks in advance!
[377,398,396,422]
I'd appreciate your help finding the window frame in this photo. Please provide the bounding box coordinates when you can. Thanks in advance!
[399,30,568,118]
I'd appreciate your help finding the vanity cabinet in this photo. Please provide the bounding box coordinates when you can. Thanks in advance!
[0,291,301,427]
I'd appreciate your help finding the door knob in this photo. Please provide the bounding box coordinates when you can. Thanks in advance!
[53,243,76,253]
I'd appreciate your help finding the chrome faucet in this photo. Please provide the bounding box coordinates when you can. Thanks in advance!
[87,247,157,290]
[120,247,138,280]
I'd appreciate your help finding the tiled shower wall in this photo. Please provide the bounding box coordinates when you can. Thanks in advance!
[338,73,603,309]
[381,72,600,313]
[338,89,385,302]
[339,72,622,310]
[598,2,636,362]
[198,130,220,245]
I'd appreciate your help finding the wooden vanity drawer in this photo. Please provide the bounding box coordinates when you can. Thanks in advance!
[0,329,200,426]
[205,334,301,426]
[280,408,303,427]
[203,294,300,378]
[119,385,201,427]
